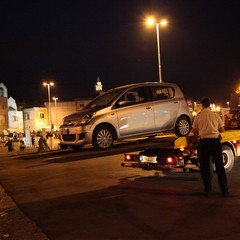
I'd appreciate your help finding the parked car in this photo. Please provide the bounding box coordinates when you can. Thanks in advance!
[59,82,191,150]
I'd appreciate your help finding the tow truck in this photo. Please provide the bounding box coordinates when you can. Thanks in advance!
[121,130,240,173]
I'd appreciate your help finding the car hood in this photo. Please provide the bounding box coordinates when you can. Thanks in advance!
[63,106,103,121]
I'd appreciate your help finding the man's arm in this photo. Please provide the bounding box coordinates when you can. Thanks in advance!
[192,127,199,138]
[218,126,224,133]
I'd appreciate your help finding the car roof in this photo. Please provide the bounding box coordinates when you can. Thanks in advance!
[112,82,178,91]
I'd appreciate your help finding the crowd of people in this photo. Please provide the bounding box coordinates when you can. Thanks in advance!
[1,131,55,152]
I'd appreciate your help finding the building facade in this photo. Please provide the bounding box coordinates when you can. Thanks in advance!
[8,96,24,133]
[0,83,8,133]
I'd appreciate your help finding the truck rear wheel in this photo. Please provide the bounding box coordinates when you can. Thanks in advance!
[222,145,234,173]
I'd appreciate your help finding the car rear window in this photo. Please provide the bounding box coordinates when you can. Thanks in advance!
[151,86,175,100]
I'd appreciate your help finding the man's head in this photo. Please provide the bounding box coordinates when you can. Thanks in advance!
[200,97,211,108]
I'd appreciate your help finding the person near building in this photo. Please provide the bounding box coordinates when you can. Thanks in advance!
[20,140,26,151]
[192,97,229,197]
[38,135,50,152]
[5,139,13,152]
[31,136,35,147]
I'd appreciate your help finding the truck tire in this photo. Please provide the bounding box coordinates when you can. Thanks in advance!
[222,145,234,173]
[92,126,114,150]
[174,116,191,137]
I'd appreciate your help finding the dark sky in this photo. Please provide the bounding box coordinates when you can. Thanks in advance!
[1,0,240,106]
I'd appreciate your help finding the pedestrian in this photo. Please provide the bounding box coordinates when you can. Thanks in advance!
[31,136,35,147]
[38,135,50,152]
[192,97,229,197]
[20,140,26,151]
[5,139,13,152]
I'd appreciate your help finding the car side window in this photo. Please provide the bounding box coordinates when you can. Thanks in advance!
[115,87,150,108]
[151,86,175,101]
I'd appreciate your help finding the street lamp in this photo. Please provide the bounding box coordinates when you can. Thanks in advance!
[147,17,168,83]
[52,97,58,127]
[43,82,54,131]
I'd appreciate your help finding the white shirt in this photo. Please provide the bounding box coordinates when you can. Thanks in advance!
[192,108,224,139]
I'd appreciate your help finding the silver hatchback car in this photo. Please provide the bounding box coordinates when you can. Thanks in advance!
[59,82,191,150]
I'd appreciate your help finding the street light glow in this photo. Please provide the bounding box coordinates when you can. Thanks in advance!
[160,19,168,26]
[146,17,155,26]
[146,17,168,27]
[43,82,54,87]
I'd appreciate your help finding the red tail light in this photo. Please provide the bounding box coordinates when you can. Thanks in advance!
[125,154,132,161]
[166,157,175,165]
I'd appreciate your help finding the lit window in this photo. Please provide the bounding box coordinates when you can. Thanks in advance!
[40,113,45,119]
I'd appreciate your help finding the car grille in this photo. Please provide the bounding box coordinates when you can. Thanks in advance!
[62,134,76,141]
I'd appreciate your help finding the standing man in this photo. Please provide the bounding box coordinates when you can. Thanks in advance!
[192,97,229,197]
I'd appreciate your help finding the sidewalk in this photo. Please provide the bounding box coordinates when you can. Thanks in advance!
[0,185,49,240]
[0,146,38,156]
[0,141,62,239]
[0,146,49,239]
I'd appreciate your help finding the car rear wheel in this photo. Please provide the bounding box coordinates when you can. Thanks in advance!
[92,126,114,150]
[174,116,191,137]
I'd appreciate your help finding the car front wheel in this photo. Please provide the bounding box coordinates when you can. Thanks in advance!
[92,126,114,150]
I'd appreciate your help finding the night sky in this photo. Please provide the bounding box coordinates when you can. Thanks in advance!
[1,0,240,106]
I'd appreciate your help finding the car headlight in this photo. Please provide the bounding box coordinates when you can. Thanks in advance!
[77,114,93,125]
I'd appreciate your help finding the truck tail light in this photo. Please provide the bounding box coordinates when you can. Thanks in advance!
[166,157,175,165]
[125,154,132,161]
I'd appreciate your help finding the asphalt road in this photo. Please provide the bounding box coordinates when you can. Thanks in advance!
[1,141,240,240]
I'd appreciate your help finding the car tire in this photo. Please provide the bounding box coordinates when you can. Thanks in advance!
[221,145,234,173]
[93,126,114,150]
[174,116,191,137]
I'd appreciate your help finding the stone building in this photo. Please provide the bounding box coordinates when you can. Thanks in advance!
[8,96,24,133]
[0,83,8,133]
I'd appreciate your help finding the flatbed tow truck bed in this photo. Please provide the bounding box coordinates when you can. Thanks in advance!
[121,130,240,173]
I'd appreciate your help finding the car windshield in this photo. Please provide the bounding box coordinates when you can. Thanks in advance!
[84,88,123,109]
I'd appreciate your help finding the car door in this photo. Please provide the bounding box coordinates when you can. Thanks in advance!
[150,86,180,131]
[115,86,155,137]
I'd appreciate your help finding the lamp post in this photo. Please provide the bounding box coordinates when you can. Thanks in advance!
[52,97,58,127]
[147,17,167,83]
[43,82,54,131]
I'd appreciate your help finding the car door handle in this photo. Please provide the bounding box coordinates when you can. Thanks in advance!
[174,101,178,104]
[146,106,152,110]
